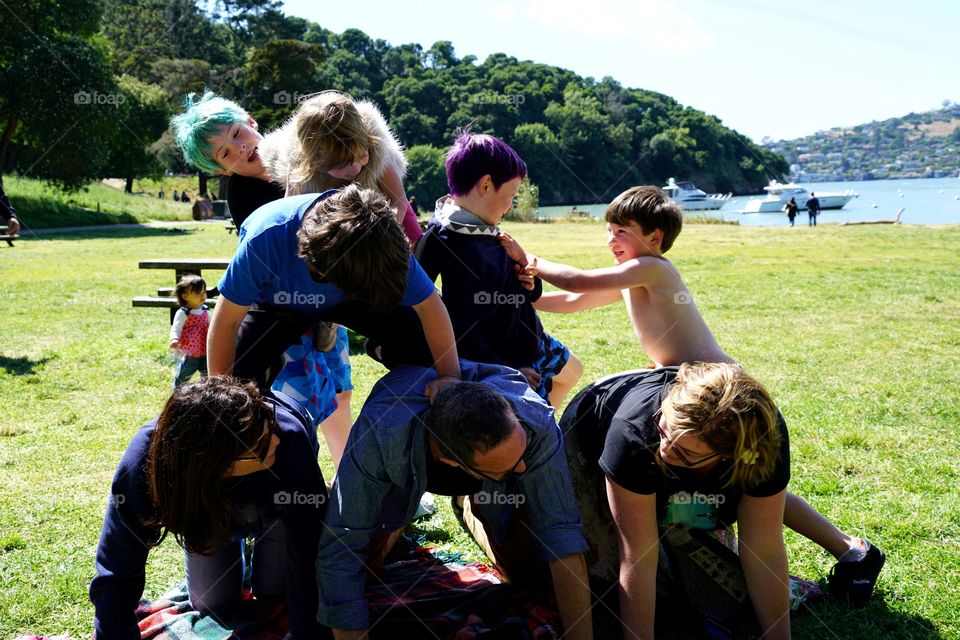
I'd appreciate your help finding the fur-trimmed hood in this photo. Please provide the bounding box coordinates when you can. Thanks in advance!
[258,97,407,195]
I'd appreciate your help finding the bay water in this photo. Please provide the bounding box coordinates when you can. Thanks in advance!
[537,177,960,226]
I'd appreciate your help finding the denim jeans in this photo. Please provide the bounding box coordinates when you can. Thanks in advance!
[174,355,208,387]
[183,503,286,614]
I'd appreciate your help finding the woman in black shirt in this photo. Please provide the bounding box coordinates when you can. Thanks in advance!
[561,363,791,640]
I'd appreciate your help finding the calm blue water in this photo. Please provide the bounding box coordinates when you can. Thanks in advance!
[537,177,960,226]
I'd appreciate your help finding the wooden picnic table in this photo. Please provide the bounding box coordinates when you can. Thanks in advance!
[133,258,230,322]
[0,225,14,247]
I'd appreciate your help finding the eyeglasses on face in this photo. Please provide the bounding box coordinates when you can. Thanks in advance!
[654,410,722,467]
[236,419,275,463]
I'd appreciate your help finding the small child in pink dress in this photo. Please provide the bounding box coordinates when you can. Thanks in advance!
[169,275,210,387]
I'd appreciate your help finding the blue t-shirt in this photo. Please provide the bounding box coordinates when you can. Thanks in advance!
[218,193,435,314]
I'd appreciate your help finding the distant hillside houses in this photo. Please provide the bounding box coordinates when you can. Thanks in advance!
[764,104,960,182]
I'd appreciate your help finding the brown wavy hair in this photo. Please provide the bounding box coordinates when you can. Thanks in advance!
[605,186,683,253]
[297,184,409,312]
[660,362,781,490]
[145,376,274,554]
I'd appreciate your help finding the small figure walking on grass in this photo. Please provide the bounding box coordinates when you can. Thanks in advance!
[807,192,820,226]
[786,196,799,226]
[169,275,209,387]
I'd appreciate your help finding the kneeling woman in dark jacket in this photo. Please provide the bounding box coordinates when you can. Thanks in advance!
[90,376,328,639]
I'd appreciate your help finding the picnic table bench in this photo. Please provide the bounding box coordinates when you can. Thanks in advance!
[0,225,14,247]
[132,259,229,322]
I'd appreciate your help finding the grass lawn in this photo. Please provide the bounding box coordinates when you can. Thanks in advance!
[1,220,958,639]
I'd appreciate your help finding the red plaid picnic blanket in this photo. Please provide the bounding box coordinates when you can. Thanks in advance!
[19,546,562,640]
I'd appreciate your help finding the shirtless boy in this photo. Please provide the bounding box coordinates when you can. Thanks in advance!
[499,185,885,605]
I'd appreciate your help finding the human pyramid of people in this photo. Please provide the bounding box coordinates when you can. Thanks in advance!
[90,91,885,640]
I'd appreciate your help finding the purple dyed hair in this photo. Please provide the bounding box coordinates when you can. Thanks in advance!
[445,132,527,197]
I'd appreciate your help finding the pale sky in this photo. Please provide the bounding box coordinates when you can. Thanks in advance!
[281,0,958,143]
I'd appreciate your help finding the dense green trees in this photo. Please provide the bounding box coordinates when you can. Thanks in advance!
[4,0,785,200]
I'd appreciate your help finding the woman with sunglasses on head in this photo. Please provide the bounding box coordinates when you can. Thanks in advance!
[90,376,329,640]
[561,362,793,640]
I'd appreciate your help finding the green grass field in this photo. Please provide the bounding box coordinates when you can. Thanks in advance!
[1,220,958,639]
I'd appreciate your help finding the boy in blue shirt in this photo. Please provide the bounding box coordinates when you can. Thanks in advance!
[210,184,461,399]
[415,132,581,407]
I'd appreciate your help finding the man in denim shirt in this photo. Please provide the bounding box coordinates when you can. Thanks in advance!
[317,361,593,640]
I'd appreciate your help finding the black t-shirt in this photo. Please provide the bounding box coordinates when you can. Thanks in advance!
[226,174,284,229]
[568,367,790,530]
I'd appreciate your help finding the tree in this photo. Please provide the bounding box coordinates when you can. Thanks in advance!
[149,58,211,109]
[0,0,118,191]
[103,75,170,192]
[244,39,324,129]
[404,145,447,209]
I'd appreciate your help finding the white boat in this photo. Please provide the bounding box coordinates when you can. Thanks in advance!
[662,178,731,211]
[739,181,858,213]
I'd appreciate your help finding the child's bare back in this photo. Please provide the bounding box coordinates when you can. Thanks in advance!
[615,256,733,367]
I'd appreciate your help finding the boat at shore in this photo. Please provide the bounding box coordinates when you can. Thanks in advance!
[662,178,731,211]
[739,181,858,213]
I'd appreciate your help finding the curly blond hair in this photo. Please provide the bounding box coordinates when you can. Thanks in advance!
[660,362,782,489]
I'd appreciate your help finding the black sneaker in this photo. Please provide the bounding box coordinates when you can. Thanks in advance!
[828,540,885,607]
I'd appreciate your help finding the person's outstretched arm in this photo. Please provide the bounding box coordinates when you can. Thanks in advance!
[549,554,594,640]
[533,290,622,313]
[738,491,791,640]
[606,477,658,640]
[207,296,251,376]
[377,163,412,229]
[412,290,462,400]
[500,232,661,293]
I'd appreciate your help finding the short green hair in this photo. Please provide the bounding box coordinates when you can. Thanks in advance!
[170,91,249,175]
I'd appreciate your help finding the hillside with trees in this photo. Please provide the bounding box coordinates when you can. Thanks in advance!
[763,103,960,183]
[1,0,787,207]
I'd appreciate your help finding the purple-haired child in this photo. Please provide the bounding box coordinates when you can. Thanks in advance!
[415,132,582,407]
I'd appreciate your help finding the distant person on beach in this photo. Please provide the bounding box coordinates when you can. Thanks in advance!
[169,275,210,387]
[0,178,21,236]
[807,192,820,226]
[499,185,884,595]
[90,376,328,640]
[786,196,799,226]
[415,131,582,407]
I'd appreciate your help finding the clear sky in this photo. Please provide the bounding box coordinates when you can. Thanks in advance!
[281,0,958,143]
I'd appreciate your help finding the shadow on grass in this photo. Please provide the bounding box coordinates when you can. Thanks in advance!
[0,353,53,375]
[788,595,945,640]
[28,227,200,242]
[14,193,140,227]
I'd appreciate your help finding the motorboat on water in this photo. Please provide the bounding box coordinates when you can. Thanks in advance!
[739,181,858,213]
[662,178,731,211]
